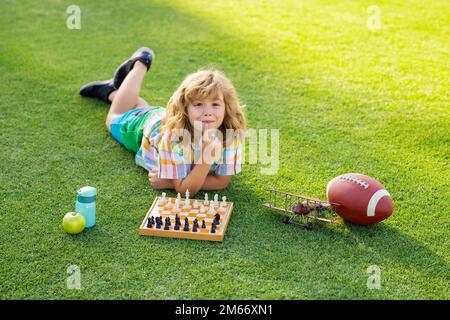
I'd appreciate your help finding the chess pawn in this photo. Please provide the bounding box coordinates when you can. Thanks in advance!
[218,196,226,212]
[193,200,200,208]
[183,218,190,231]
[192,219,198,232]
[200,205,206,214]
[173,202,181,213]
[208,205,215,215]
[159,192,167,206]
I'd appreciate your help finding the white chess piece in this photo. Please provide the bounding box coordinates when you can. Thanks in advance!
[214,194,219,206]
[208,205,215,215]
[219,196,227,212]
[159,192,167,206]
[184,189,191,209]
[200,205,206,213]
[173,199,181,213]
[204,193,209,205]
[193,200,200,208]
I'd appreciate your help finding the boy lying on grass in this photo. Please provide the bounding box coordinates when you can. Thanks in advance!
[80,47,246,196]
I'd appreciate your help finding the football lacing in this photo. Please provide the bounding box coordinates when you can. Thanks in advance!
[339,175,369,189]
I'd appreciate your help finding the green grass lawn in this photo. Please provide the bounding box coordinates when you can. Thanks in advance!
[0,0,449,299]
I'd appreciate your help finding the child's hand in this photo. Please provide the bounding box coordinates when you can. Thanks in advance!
[202,132,222,164]
[148,168,174,189]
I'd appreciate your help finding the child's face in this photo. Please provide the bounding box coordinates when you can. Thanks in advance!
[187,94,225,132]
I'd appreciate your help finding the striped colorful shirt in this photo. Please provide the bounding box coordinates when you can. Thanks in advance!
[135,107,243,179]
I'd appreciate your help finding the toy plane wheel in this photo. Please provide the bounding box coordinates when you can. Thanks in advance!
[282,217,291,224]
[304,222,314,230]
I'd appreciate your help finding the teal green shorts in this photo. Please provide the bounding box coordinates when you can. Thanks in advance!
[110,106,161,153]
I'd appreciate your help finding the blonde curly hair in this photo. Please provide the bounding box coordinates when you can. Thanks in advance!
[161,69,246,144]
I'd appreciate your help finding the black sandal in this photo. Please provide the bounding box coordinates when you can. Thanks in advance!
[113,47,154,89]
[79,79,115,104]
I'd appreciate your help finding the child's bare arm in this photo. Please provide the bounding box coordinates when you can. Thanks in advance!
[148,169,230,193]
[171,136,224,195]
[201,174,231,190]
[149,136,224,194]
[172,163,211,196]
[148,169,174,190]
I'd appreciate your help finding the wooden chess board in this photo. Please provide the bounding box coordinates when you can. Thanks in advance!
[139,196,234,242]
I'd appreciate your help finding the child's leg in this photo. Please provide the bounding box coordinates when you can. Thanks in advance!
[105,61,148,131]
[108,91,149,108]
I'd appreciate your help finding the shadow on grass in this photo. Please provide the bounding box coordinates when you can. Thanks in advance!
[247,193,448,279]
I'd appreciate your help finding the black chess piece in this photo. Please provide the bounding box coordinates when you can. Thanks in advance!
[163,217,170,230]
[147,217,153,228]
[174,223,180,231]
[166,217,171,226]
[183,218,190,231]
[214,213,221,225]
[156,219,162,229]
[210,222,216,234]
[201,220,206,229]
[192,219,198,232]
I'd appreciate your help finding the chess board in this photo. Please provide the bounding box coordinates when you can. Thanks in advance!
[139,195,234,242]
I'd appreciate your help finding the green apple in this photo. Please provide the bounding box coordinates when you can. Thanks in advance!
[63,212,86,234]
